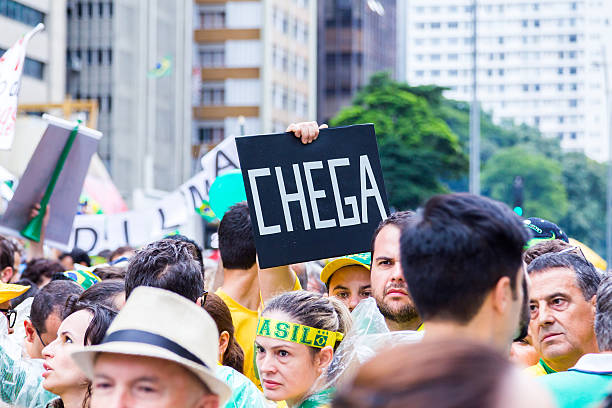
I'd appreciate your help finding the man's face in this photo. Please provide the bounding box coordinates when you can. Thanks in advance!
[370,225,418,324]
[328,266,371,312]
[92,353,218,408]
[25,311,62,359]
[60,256,74,271]
[528,267,597,369]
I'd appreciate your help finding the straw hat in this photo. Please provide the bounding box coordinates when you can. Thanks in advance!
[0,282,30,304]
[71,286,232,405]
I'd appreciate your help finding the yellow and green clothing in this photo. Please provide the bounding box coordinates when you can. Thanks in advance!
[216,277,302,389]
[525,359,557,377]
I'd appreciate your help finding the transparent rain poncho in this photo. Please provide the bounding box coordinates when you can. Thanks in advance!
[216,364,275,408]
[293,298,424,407]
[0,316,57,408]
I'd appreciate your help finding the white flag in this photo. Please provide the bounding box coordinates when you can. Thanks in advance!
[0,23,44,150]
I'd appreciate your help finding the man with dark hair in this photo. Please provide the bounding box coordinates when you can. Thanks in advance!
[0,237,16,283]
[24,280,83,359]
[400,193,530,352]
[215,201,301,387]
[125,239,205,302]
[538,275,612,408]
[59,247,91,270]
[21,259,65,288]
[370,211,422,331]
[165,234,204,275]
[526,250,602,376]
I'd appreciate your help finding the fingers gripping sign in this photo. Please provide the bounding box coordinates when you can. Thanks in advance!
[286,122,328,144]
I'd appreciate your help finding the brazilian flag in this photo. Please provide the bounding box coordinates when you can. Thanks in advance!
[196,200,217,222]
[147,56,172,78]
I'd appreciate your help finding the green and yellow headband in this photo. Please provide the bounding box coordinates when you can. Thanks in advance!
[256,317,344,349]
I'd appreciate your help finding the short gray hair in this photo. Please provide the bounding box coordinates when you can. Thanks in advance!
[596,275,612,351]
[527,252,602,300]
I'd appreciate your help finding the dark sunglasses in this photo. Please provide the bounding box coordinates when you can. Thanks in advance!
[199,291,208,307]
[0,308,16,329]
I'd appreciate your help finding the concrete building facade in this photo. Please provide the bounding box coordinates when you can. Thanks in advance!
[192,0,317,169]
[66,0,193,199]
[1,0,66,104]
[401,0,612,161]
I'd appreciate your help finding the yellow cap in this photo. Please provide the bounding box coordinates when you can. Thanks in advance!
[0,283,30,304]
[320,252,371,285]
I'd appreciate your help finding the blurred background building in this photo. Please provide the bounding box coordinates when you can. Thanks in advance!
[66,0,192,201]
[192,0,317,172]
[400,0,612,161]
[0,0,66,104]
[317,0,397,123]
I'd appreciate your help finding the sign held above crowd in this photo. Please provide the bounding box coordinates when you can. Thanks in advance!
[236,124,389,268]
[0,114,102,249]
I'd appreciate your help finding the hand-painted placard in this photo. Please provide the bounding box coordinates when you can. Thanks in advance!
[236,124,389,268]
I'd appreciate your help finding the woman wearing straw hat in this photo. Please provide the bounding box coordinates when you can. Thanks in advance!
[255,291,351,408]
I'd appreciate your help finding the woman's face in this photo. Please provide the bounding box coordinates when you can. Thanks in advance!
[255,311,331,406]
[42,310,92,395]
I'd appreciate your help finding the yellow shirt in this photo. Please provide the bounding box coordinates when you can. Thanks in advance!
[216,277,302,390]
[525,359,557,377]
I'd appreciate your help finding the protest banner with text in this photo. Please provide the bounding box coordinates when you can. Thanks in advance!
[236,124,389,268]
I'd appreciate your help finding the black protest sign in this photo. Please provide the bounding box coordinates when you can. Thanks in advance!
[236,124,389,268]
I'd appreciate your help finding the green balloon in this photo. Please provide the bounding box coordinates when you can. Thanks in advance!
[208,169,247,220]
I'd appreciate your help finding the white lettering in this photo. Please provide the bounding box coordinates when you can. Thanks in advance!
[359,155,388,223]
[247,168,281,235]
[328,158,360,227]
[275,165,311,232]
[303,161,337,229]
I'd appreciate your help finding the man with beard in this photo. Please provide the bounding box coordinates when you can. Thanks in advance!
[370,211,422,331]
[399,193,530,352]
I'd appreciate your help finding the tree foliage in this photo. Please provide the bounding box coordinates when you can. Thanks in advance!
[330,73,468,209]
[330,72,607,257]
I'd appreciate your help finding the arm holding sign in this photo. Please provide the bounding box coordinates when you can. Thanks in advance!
[26,203,50,261]
[258,122,327,301]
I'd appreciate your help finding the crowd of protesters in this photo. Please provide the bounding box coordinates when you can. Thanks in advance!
[0,121,611,408]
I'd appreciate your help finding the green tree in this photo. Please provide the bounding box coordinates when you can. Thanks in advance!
[330,73,468,209]
[482,146,568,222]
[559,153,606,255]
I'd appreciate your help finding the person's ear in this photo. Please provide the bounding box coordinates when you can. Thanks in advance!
[492,276,513,314]
[196,393,220,408]
[24,320,36,343]
[218,331,230,362]
[590,295,597,313]
[314,346,334,374]
[0,266,13,283]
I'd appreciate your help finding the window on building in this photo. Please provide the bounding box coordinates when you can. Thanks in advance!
[570,132,577,139]
[431,22,441,29]
[534,84,540,91]
[558,116,564,123]
[522,20,528,27]
[416,70,424,77]
[571,83,577,91]
[558,67,564,75]
[199,48,224,67]
[199,10,225,29]
[431,54,441,61]
[201,85,224,105]
[569,99,577,107]
[558,83,564,91]
[569,67,577,74]
[448,53,458,60]
[522,84,529,92]
[534,19,540,27]
[416,22,425,29]
[569,34,577,42]
[431,70,440,77]
[198,126,224,145]
[0,0,45,26]
[448,21,458,28]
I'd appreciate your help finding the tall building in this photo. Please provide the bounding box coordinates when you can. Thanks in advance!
[1,0,66,104]
[401,0,612,161]
[317,0,396,122]
[66,0,193,199]
[192,0,317,167]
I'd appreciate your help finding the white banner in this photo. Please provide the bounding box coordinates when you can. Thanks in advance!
[68,136,240,252]
[0,23,44,150]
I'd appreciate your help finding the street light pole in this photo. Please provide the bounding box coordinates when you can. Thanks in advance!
[469,0,480,195]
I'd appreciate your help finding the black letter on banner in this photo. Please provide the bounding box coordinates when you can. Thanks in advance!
[188,185,205,210]
[123,219,130,244]
[158,208,180,231]
[74,228,98,253]
[215,150,239,177]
